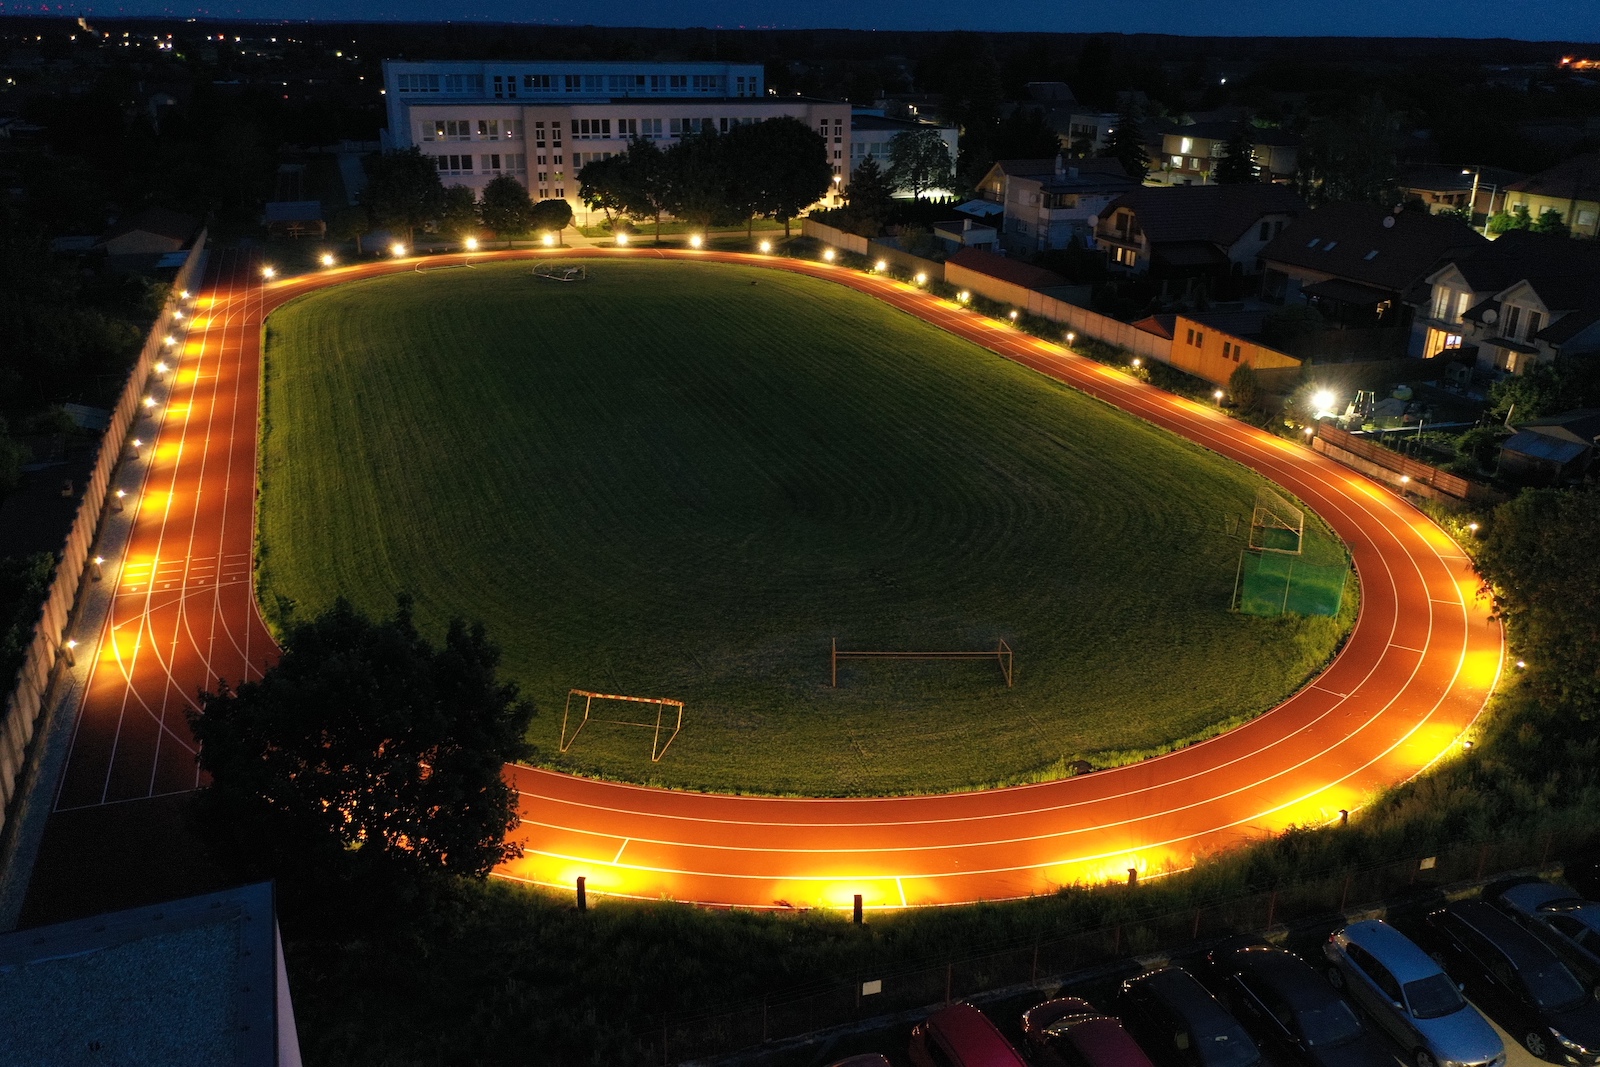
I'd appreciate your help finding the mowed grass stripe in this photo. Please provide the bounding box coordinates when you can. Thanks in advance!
[259,260,1353,796]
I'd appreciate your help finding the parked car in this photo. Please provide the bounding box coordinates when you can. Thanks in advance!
[1425,899,1600,1063]
[909,1002,1029,1067]
[1323,919,1504,1067]
[1022,996,1158,1067]
[1495,881,1600,991]
[1209,941,1393,1067]
[1119,966,1262,1067]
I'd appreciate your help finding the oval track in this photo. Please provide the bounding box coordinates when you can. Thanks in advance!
[56,246,1501,909]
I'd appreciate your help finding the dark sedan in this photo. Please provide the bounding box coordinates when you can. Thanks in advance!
[1120,966,1263,1067]
[1210,942,1394,1067]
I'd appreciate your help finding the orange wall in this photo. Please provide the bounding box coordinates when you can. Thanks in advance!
[1168,315,1302,388]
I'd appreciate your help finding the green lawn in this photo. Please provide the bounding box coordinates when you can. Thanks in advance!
[257,259,1353,795]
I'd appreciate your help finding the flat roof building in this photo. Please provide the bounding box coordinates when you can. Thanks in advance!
[381,60,852,218]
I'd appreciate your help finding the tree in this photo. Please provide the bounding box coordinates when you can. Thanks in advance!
[1296,96,1399,207]
[1477,489,1600,706]
[991,106,1062,161]
[1490,361,1565,421]
[1532,207,1569,236]
[844,156,894,225]
[1228,363,1262,411]
[1215,125,1257,184]
[189,597,535,887]
[618,137,671,242]
[478,174,535,242]
[529,197,573,242]
[579,154,630,224]
[362,147,446,244]
[732,116,833,236]
[438,184,479,241]
[1488,204,1533,234]
[887,128,955,201]
[662,127,737,230]
[1100,107,1150,183]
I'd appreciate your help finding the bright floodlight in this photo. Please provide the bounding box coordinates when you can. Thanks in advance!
[320,252,336,267]
[464,237,479,251]
[1311,389,1337,415]
[1214,389,1226,400]
[142,396,156,408]
[391,243,406,257]
[915,272,927,285]
[614,233,628,246]
[542,234,555,247]
[1131,357,1141,368]
[759,240,772,253]
[823,248,836,262]
[261,266,276,279]
[875,259,887,272]
[163,335,175,346]
[1008,310,1019,321]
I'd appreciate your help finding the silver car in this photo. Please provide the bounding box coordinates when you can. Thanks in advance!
[1497,882,1600,991]
[1324,919,1505,1067]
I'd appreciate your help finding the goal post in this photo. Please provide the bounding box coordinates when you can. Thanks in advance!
[1249,485,1304,555]
[559,689,684,762]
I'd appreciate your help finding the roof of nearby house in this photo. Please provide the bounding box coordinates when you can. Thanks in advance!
[1263,202,1486,295]
[1100,183,1306,248]
[100,206,201,245]
[1034,165,1140,196]
[0,882,289,1067]
[955,199,1005,219]
[1160,121,1300,147]
[1515,408,1600,445]
[1504,152,1600,202]
[946,248,1070,290]
[1501,430,1591,465]
[1134,309,1268,340]
[1444,231,1600,348]
[1398,163,1527,194]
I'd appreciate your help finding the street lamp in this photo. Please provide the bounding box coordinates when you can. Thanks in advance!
[261,265,276,279]
[1008,310,1019,323]
[914,272,927,285]
[320,252,336,267]
[1213,389,1226,406]
[542,233,555,247]
[874,259,887,272]
[163,335,176,347]
[464,237,479,251]
[391,242,407,257]
[822,248,836,262]
[1131,357,1141,368]
[958,290,970,304]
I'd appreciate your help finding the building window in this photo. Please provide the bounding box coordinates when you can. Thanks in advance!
[523,74,552,90]
[477,119,499,140]
[1505,305,1522,338]
[671,74,688,89]
[617,118,638,137]
[1527,311,1543,340]
[481,153,502,174]
[397,73,440,93]
[1186,328,1195,345]
[639,117,663,139]
[1259,221,1271,240]
[506,120,523,139]
[443,73,481,93]
[692,74,720,91]
[433,119,471,141]
[565,74,581,91]
[435,153,473,175]
[533,121,546,148]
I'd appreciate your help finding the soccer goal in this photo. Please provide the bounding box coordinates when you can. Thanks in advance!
[1248,486,1304,555]
[533,263,588,282]
[559,689,683,762]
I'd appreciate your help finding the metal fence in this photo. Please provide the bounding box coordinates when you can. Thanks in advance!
[652,828,1590,1065]
[0,233,208,839]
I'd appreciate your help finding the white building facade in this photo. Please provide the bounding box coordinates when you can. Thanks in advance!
[382,60,853,213]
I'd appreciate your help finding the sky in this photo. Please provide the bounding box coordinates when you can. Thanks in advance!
[46,0,1600,40]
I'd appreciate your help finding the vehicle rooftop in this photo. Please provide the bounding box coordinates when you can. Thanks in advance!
[1233,946,1337,1009]
[929,1003,1027,1066]
[1448,900,1568,971]
[1061,1015,1151,1064]
[1340,920,1448,983]
[1132,967,1238,1028]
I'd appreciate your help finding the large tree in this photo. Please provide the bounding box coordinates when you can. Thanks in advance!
[730,116,833,236]
[438,184,479,240]
[887,128,955,202]
[529,196,573,242]
[1296,95,1399,207]
[362,147,446,244]
[1099,107,1150,184]
[478,174,535,242]
[844,156,895,225]
[189,597,535,886]
[662,127,737,230]
[1215,125,1258,184]
[991,106,1063,161]
[618,137,671,242]
[579,154,630,224]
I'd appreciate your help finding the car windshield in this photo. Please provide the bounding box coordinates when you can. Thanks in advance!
[1404,975,1465,1020]
[1197,1026,1260,1067]
[1299,1001,1365,1049]
[1524,961,1588,1012]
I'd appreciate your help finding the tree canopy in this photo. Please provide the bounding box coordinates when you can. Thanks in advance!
[362,147,446,241]
[1100,107,1150,184]
[725,116,833,235]
[189,597,534,887]
[438,185,479,240]
[887,128,955,201]
[1215,125,1257,184]
[1296,96,1399,207]
[477,174,535,238]
[529,196,573,235]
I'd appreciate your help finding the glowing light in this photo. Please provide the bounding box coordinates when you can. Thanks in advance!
[1400,475,1411,484]
[172,310,183,320]
[914,272,927,285]
[261,266,276,279]
[613,233,627,247]
[1008,310,1019,321]
[689,234,703,249]
[958,290,970,303]
[759,240,772,253]
[320,252,336,267]
[154,361,168,374]
[65,639,77,650]
[391,243,407,257]
[1516,659,1527,669]
[1311,389,1338,416]
[1214,389,1226,402]
[93,556,104,565]
[822,249,836,262]
[542,234,555,247]
[1467,522,1480,532]
[875,259,887,272]
[1131,357,1141,368]
[142,396,156,409]
[1065,331,1076,344]
[464,237,479,251]
[179,290,190,299]
[132,438,142,448]
[1304,425,1316,437]
[163,335,176,346]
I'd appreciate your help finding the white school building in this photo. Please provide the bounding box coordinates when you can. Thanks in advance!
[381,60,853,216]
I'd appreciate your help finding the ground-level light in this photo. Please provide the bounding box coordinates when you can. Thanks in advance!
[759,240,772,253]
[542,234,555,247]
[391,243,407,257]
[1467,521,1480,532]
[1214,389,1226,404]
[1304,425,1315,437]
[689,234,703,249]
[142,396,156,409]
[1066,332,1077,344]
[1131,358,1140,368]
[179,290,190,300]
[915,272,927,285]
[1008,310,1019,322]
[172,310,183,320]
[464,237,479,251]
[154,361,168,374]
[958,290,970,303]
[163,335,176,346]
[614,233,628,247]
[261,266,276,279]
[822,248,836,262]
[1400,474,1411,485]
[1311,389,1338,417]
[320,252,336,267]
[875,259,887,272]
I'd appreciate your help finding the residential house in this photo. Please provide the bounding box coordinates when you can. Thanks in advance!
[977,158,1056,203]
[1497,409,1600,484]
[1095,183,1305,286]
[1260,203,1486,352]
[997,156,1136,252]
[1416,229,1600,375]
[1500,152,1600,238]
[1150,122,1300,186]
[849,111,959,189]
[933,218,1000,253]
[1398,164,1525,220]
[97,207,202,257]
[1064,112,1121,157]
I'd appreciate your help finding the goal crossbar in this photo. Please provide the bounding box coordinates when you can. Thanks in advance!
[831,638,1013,687]
[559,689,684,762]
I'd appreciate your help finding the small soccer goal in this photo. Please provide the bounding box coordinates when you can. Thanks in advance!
[1248,485,1305,555]
[533,263,588,282]
[559,689,683,762]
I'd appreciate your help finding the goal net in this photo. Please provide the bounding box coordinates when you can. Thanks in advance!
[559,689,683,762]
[1248,486,1304,555]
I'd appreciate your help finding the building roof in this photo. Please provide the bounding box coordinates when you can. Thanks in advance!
[1263,202,1486,295]
[0,882,292,1067]
[1515,408,1600,444]
[1439,230,1600,348]
[1505,152,1600,202]
[1161,121,1300,147]
[1398,164,1527,195]
[100,206,201,246]
[850,113,954,133]
[946,248,1070,290]
[1101,183,1306,248]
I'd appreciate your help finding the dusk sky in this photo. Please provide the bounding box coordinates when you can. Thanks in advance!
[47,0,1600,39]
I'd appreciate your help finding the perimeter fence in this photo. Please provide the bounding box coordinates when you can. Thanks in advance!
[650,827,1592,1065]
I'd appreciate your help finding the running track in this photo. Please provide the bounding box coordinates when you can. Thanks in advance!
[52,246,1502,910]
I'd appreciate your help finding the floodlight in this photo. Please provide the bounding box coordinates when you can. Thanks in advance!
[542,234,555,247]
[759,240,772,253]
[464,237,478,251]
[689,234,703,249]
[391,243,406,257]
[614,233,628,246]
[1310,389,1337,415]
[320,252,336,267]
[261,266,276,279]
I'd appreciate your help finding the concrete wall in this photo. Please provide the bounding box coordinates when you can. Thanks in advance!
[1170,315,1303,390]
[802,219,869,256]
[0,234,208,840]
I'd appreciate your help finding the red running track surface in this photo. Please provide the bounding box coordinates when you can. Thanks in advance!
[52,246,1502,910]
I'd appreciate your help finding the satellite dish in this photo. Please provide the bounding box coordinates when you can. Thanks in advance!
[1088,215,1099,227]
[1483,308,1499,324]
[1382,215,1396,228]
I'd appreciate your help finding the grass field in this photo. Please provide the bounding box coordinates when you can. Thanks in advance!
[257,259,1354,795]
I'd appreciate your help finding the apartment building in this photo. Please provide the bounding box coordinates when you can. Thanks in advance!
[381,60,852,212]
